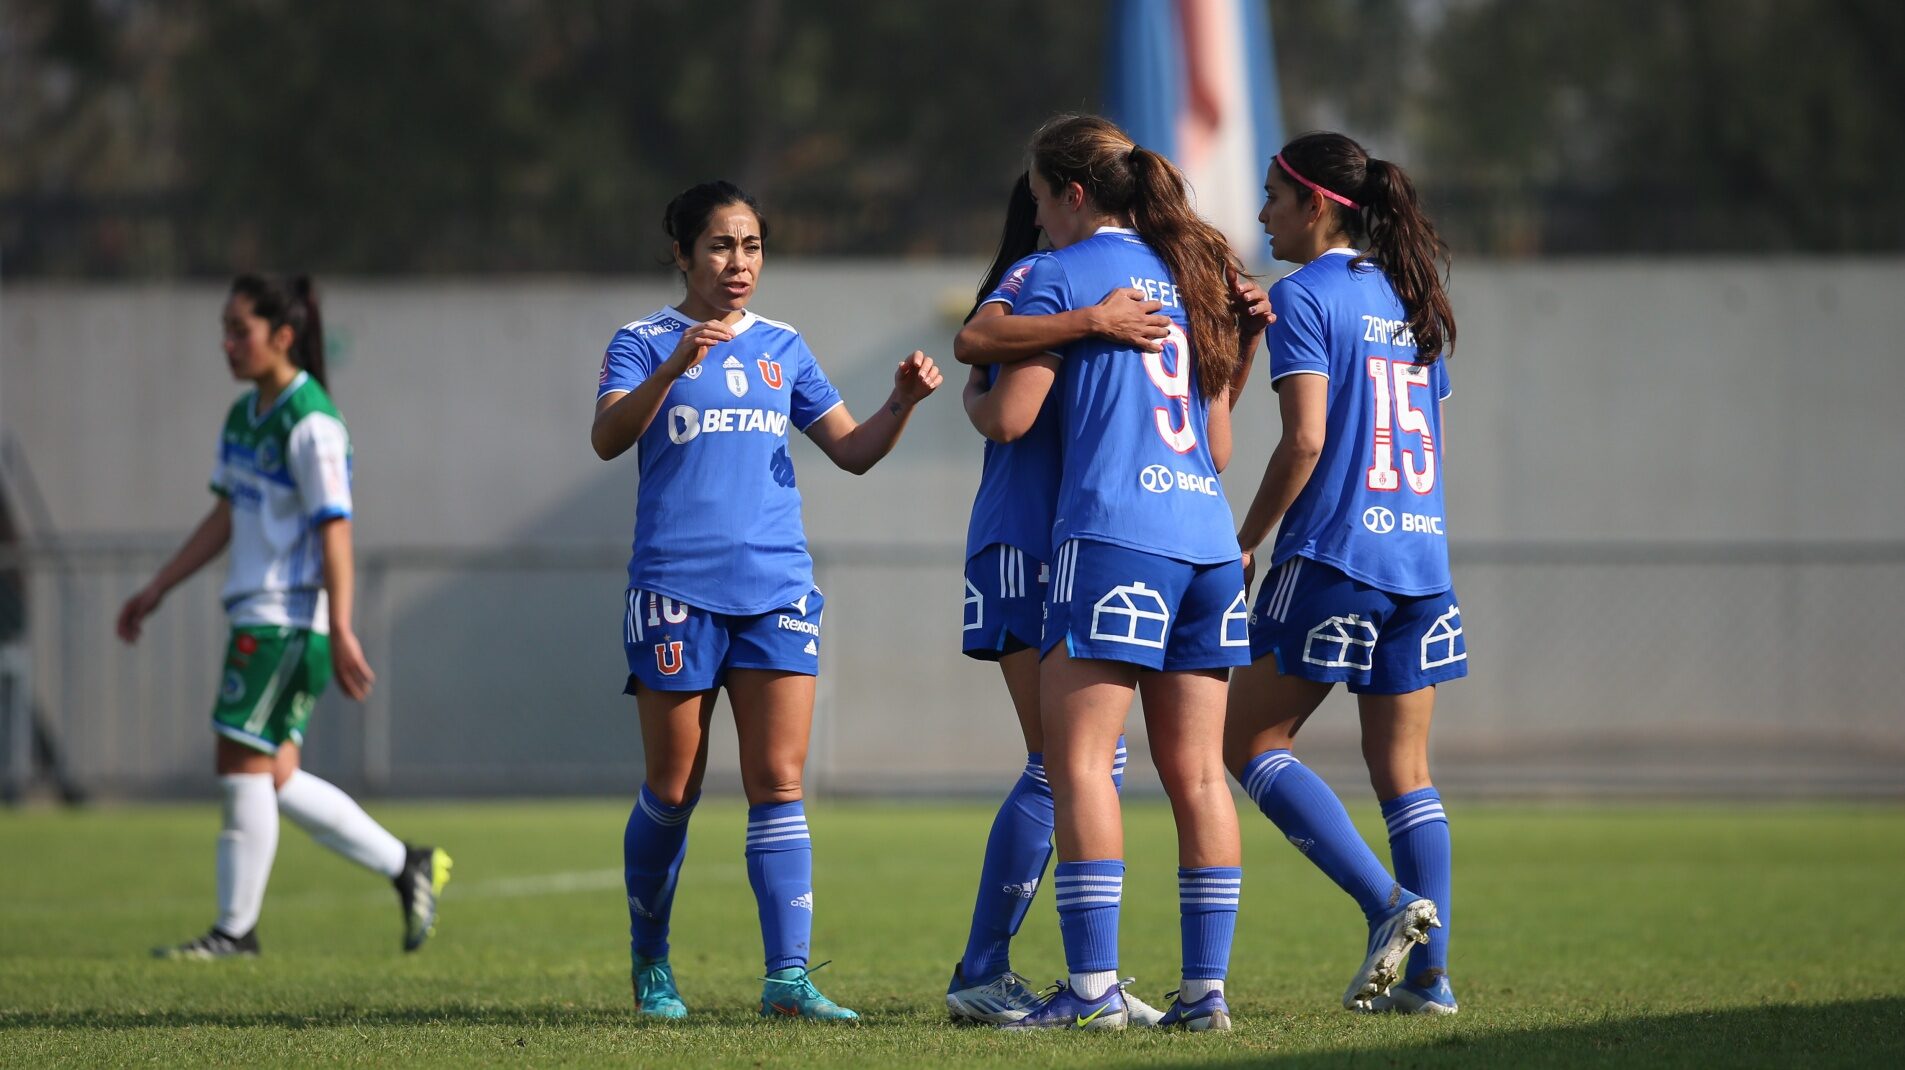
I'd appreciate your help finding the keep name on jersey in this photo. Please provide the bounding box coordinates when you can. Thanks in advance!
[598,307,844,616]
[210,371,352,633]
[965,253,1065,564]
[1012,227,1237,565]
[1267,248,1454,596]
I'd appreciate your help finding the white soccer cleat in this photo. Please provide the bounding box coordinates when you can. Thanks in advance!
[1119,979,1166,1027]
[945,962,1044,1024]
[1343,898,1439,1010]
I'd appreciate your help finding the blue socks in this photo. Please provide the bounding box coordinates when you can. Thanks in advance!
[745,800,813,973]
[1054,860,1123,977]
[1242,749,1399,922]
[960,753,1054,981]
[960,736,1128,983]
[1178,866,1241,980]
[1383,787,1451,982]
[624,784,695,962]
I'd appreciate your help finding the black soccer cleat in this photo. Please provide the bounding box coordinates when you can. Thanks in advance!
[153,926,259,960]
[394,844,452,952]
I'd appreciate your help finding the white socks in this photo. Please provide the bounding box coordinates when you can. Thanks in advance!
[215,773,278,936]
[1071,970,1119,1001]
[1180,978,1225,1002]
[277,770,406,878]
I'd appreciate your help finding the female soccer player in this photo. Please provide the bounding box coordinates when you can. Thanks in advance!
[945,173,1177,1026]
[119,275,450,960]
[594,180,942,1022]
[979,115,1267,1032]
[1228,132,1463,1015]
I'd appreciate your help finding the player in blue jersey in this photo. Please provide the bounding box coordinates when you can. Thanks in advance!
[979,115,1270,1032]
[944,173,1180,1026]
[592,181,942,1022]
[119,275,450,961]
[1228,133,1464,1015]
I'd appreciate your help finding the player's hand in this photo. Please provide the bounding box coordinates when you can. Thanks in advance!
[892,351,943,405]
[1240,548,1256,592]
[116,585,165,644]
[666,321,733,375]
[331,628,377,702]
[1230,269,1274,334]
[1090,288,1172,352]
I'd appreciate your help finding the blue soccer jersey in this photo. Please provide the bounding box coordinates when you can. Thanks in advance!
[597,306,844,615]
[1266,249,1453,596]
[1012,228,1236,565]
[964,253,1064,563]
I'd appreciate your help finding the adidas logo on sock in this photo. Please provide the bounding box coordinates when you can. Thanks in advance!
[1001,879,1040,899]
[628,894,654,919]
[788,892,814,911]
[803,639,817,655]
[1286,834,1316,855]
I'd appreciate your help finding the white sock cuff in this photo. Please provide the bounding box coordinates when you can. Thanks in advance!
[1180,978,1225,1002]
[1071,970,1119,1001]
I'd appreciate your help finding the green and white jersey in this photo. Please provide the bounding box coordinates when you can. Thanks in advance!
[209,372,352,633]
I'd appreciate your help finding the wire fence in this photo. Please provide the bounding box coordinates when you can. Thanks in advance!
[4,540,1904,803]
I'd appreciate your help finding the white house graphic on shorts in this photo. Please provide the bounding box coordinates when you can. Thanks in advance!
[1303,614,1378,670]
[1090,581,1171,648]
[1420,604,1466,670]
[962,579,984,632]
[1220,590,1251,647]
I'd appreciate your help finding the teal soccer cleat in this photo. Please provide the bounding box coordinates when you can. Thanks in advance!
[1369,975,1459,1015]
[631,956,688,1019]
[760,961,860,1022]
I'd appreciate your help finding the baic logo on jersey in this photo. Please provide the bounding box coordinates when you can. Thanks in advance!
[1139,464,1220,497]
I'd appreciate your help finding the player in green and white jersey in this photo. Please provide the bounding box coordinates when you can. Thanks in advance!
[117,275,450,960]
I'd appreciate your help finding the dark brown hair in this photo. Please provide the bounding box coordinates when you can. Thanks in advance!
[230,274,325,387]
[1274,132,1456,361]
[1029,114,1241,398]
[968,172,1040,323]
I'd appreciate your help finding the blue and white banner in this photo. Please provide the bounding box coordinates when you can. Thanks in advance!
[1105,0,1284,262]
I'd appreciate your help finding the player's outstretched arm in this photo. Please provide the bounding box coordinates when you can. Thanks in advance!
[1235,373,1327,586]
[954,288,1170,365]
[804,352,943,475]
[591,322,731,460]
[116,498,232,644]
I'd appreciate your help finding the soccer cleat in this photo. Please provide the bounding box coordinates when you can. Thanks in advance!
[999,981,1128,1031]
[631,956,689,1019]
[1157,989,1232,1031]
[152,927,259,960]
[1119,980,1166,1027]
[759,960,860,1021]
[394,844,452,952]
[1343,897,1439,1010]
[945,962,1044,1024]
[1369,975,1459,1015]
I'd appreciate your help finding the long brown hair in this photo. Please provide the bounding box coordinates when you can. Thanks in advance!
[1274,132,1456,362]
[1029,114,1241,398]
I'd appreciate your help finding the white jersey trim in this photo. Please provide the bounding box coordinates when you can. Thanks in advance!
[1270,368,1330,384]
[796,398,845,433]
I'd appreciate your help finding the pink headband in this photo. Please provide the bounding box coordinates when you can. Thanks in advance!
[1276,153,1360,210]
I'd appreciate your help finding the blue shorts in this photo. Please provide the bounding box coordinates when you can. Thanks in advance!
[963,543,1047,660]
[1250,556,1467,695]
[623,586,824,694]
[1042,539,1251,672]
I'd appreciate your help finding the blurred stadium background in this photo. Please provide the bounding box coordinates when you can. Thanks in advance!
[3,0,1903,803]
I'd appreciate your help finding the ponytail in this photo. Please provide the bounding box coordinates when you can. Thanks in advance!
[1029,114,1241,398]
[1274,132,1455,362]
[1359,159,1454,361]
[230,273,327,388]
[968,172,1040,323]
[1125,147,1241,398]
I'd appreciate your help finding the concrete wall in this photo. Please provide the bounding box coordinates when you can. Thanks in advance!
[5,260,1903,798]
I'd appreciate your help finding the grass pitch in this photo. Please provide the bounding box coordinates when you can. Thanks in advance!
[2,798,1902,1067]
